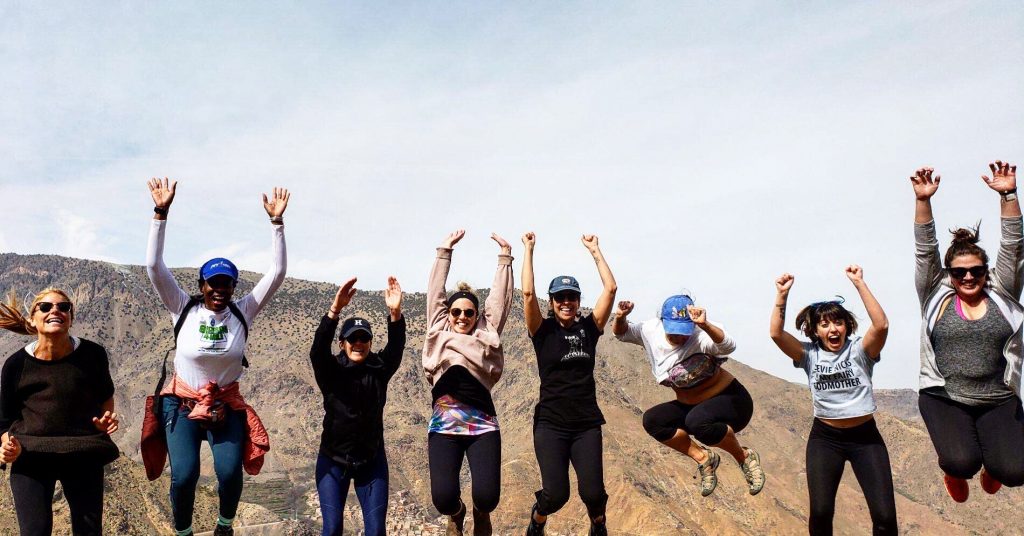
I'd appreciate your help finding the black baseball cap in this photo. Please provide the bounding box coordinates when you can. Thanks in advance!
[339,317,372,339]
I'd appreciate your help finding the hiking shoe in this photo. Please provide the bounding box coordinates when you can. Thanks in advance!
[447,501,467,536]
[943,474,969,503]
[525,503,545,536]
[741,447,765,496]
[212,524,233,536]
[473,505,492,536]
[589,519,608,536]
[980,468,1002,495]
[697,448,721,497]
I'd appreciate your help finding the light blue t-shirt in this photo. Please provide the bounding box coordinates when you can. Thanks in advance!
[794,336,878,419]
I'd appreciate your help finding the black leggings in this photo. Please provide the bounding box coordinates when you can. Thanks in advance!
[806,418,897,536]
[9,453,105,536]
[428,431,501,515]
[641,379,753,445]
[918,391,1024,486]
[533,424,607,519]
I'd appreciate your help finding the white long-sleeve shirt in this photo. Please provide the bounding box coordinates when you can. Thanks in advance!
[146,219,287,389]
[617,318,735,383]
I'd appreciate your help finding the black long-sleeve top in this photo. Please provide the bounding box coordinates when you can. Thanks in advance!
[310,314,405,467]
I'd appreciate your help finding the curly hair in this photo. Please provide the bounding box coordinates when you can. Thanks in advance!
[794,301,858,346]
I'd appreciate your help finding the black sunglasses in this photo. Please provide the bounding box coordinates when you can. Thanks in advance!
[36,301,72,313]
[551,292,580,303]
[450,308,477,318]
[344,333,372,344]
[948,265,987,280]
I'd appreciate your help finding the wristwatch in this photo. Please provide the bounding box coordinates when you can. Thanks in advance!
[1002,189,1017,202]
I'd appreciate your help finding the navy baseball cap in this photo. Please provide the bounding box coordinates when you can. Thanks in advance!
[548,275,581,295]
[661,295,695,335]
[200,258,238,282]
[340,317,372,339]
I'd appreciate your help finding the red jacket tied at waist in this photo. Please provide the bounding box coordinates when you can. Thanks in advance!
[140,376,270,480]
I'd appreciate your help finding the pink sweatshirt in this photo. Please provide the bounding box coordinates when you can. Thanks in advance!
[422,248,514,391]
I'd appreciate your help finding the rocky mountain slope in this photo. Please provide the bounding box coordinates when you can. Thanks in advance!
[1,252,1022,535]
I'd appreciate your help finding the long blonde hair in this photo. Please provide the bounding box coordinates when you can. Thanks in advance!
[0,288,74,336]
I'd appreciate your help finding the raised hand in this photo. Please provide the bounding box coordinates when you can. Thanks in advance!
[491,233,512,255]
[384,276,403,316]
[617,300,634,317]
[522,232,536,250]
[845,264,864,283]
[686,305,707,326]
[331,277,358,315]
[581,234,600,253]
[910,167,940,200]
[776,273,795,294]
[92,411,120,435]
[0,433,21,464]
[982,160,1017,193]
[442,229,465,249]
[148,177,177,208]
[262,187,291,218]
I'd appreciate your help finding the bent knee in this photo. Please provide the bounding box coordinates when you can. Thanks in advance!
[939,455,983,480]
[642,409,677,442]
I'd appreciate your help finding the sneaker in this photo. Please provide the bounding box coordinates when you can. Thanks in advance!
[943,474,969,503]
[525,503,545,536]
[980,468,1002,495]
[473,506,492,536]
[212,524,233,536]
[741,447,766,496]
[589,518,608,536]
[696,448,721,497]
[447,501,467,536]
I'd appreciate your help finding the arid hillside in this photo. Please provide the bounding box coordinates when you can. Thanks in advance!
[1,253,1022,535]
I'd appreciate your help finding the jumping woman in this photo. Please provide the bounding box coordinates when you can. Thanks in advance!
[770,266,896,535]
[422,230,514,536]
[522,232,615,536]
[911,162,1024,502]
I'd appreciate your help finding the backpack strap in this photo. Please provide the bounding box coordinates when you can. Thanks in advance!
[171,295,250,369]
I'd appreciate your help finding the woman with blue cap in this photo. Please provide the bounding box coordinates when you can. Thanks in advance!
[521,232,616,536]
[612,293,763,498]
[144,177,289,536]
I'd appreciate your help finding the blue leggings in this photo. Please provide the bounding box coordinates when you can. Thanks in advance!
[162,395,245,532]
[316,449,389,536]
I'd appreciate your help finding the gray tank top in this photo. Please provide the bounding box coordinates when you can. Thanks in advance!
[930,298,1015,406]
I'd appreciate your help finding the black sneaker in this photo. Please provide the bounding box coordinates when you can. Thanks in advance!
[525,503,545,536]
[212,524,233,536]
[473,506,492,536]
[446,501,467,536]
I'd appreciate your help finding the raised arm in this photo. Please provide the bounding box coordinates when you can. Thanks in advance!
[482,233,514,334]
[310,278,355,388]
[582,235,618,331]
[145,178,189,314]
[243,187,290,317]
[846,265,888,359]
[770,273,804,361]
[688,305,737,354]
[911,167,944,305]
[521,232,543,336]
[612,300,645,347]
[427,230,464,328]
[382,276,406,377]
[983,161,1024,298]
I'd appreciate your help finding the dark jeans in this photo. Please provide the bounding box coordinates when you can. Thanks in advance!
[918,391,1024,486]
[428,431,501,515]
[162,395,246,532]
[806,418,897,536]
[641,379,753,445]
[9,453,104,536]
[533,424,607,520]
[316,450,389,536]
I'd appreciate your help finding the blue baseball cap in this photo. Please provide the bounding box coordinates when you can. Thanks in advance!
[200,258,239,282]
[661,295,695,335]
[340,317,372,339]
[548,275,581,295]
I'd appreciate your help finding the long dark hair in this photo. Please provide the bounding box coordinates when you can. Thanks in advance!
[794,301,857,346]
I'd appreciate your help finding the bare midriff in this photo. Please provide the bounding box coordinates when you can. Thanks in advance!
[673,368,735,405]
[818,414,874,428]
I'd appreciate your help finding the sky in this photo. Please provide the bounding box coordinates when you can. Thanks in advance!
[2,1,1022,388]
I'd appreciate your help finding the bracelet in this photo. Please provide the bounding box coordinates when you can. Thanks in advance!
[329,308,341,316]
[270,216,284,224]
[154,206,168,216]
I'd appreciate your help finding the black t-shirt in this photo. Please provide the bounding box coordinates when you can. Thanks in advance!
[0,338,118,461]
[531,314,605,431]
[431,366,497,417]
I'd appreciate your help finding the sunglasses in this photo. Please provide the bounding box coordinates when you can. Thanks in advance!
[551,292,581,303]
[450,308,477,318]
[344,333,372,344]
[35,301,72,313]
[948,265,987,280]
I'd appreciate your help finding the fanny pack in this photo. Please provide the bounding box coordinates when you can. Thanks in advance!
[661,353,726,389]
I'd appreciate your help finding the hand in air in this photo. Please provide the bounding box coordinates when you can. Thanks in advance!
[262,187,291,218]
[982,160,1017,193]
[686,305,707,326]
[442,230,465,249]
[845,264,864,283]
[776,273,795,293]
[910,167,940,200]
[491,233,512,255]
[332,277,358,312]
[148,177,177,209]
[93,411,120,435]
[384,276,403,315]
[0,434,21,464]
[616,301,634,317]
[581,234,600,253]
[522,232,536,250]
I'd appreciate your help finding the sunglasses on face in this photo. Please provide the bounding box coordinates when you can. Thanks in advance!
[344,333,372,344]
[35,301,72,313]
[551,292,580,303]
[450,308,477,318]
[948,265,988,280]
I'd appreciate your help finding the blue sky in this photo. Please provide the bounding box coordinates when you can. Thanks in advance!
[2,1,1022,388]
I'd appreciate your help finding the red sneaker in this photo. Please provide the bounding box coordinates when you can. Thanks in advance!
[943,474,969,503]
[980,468,1002,495]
